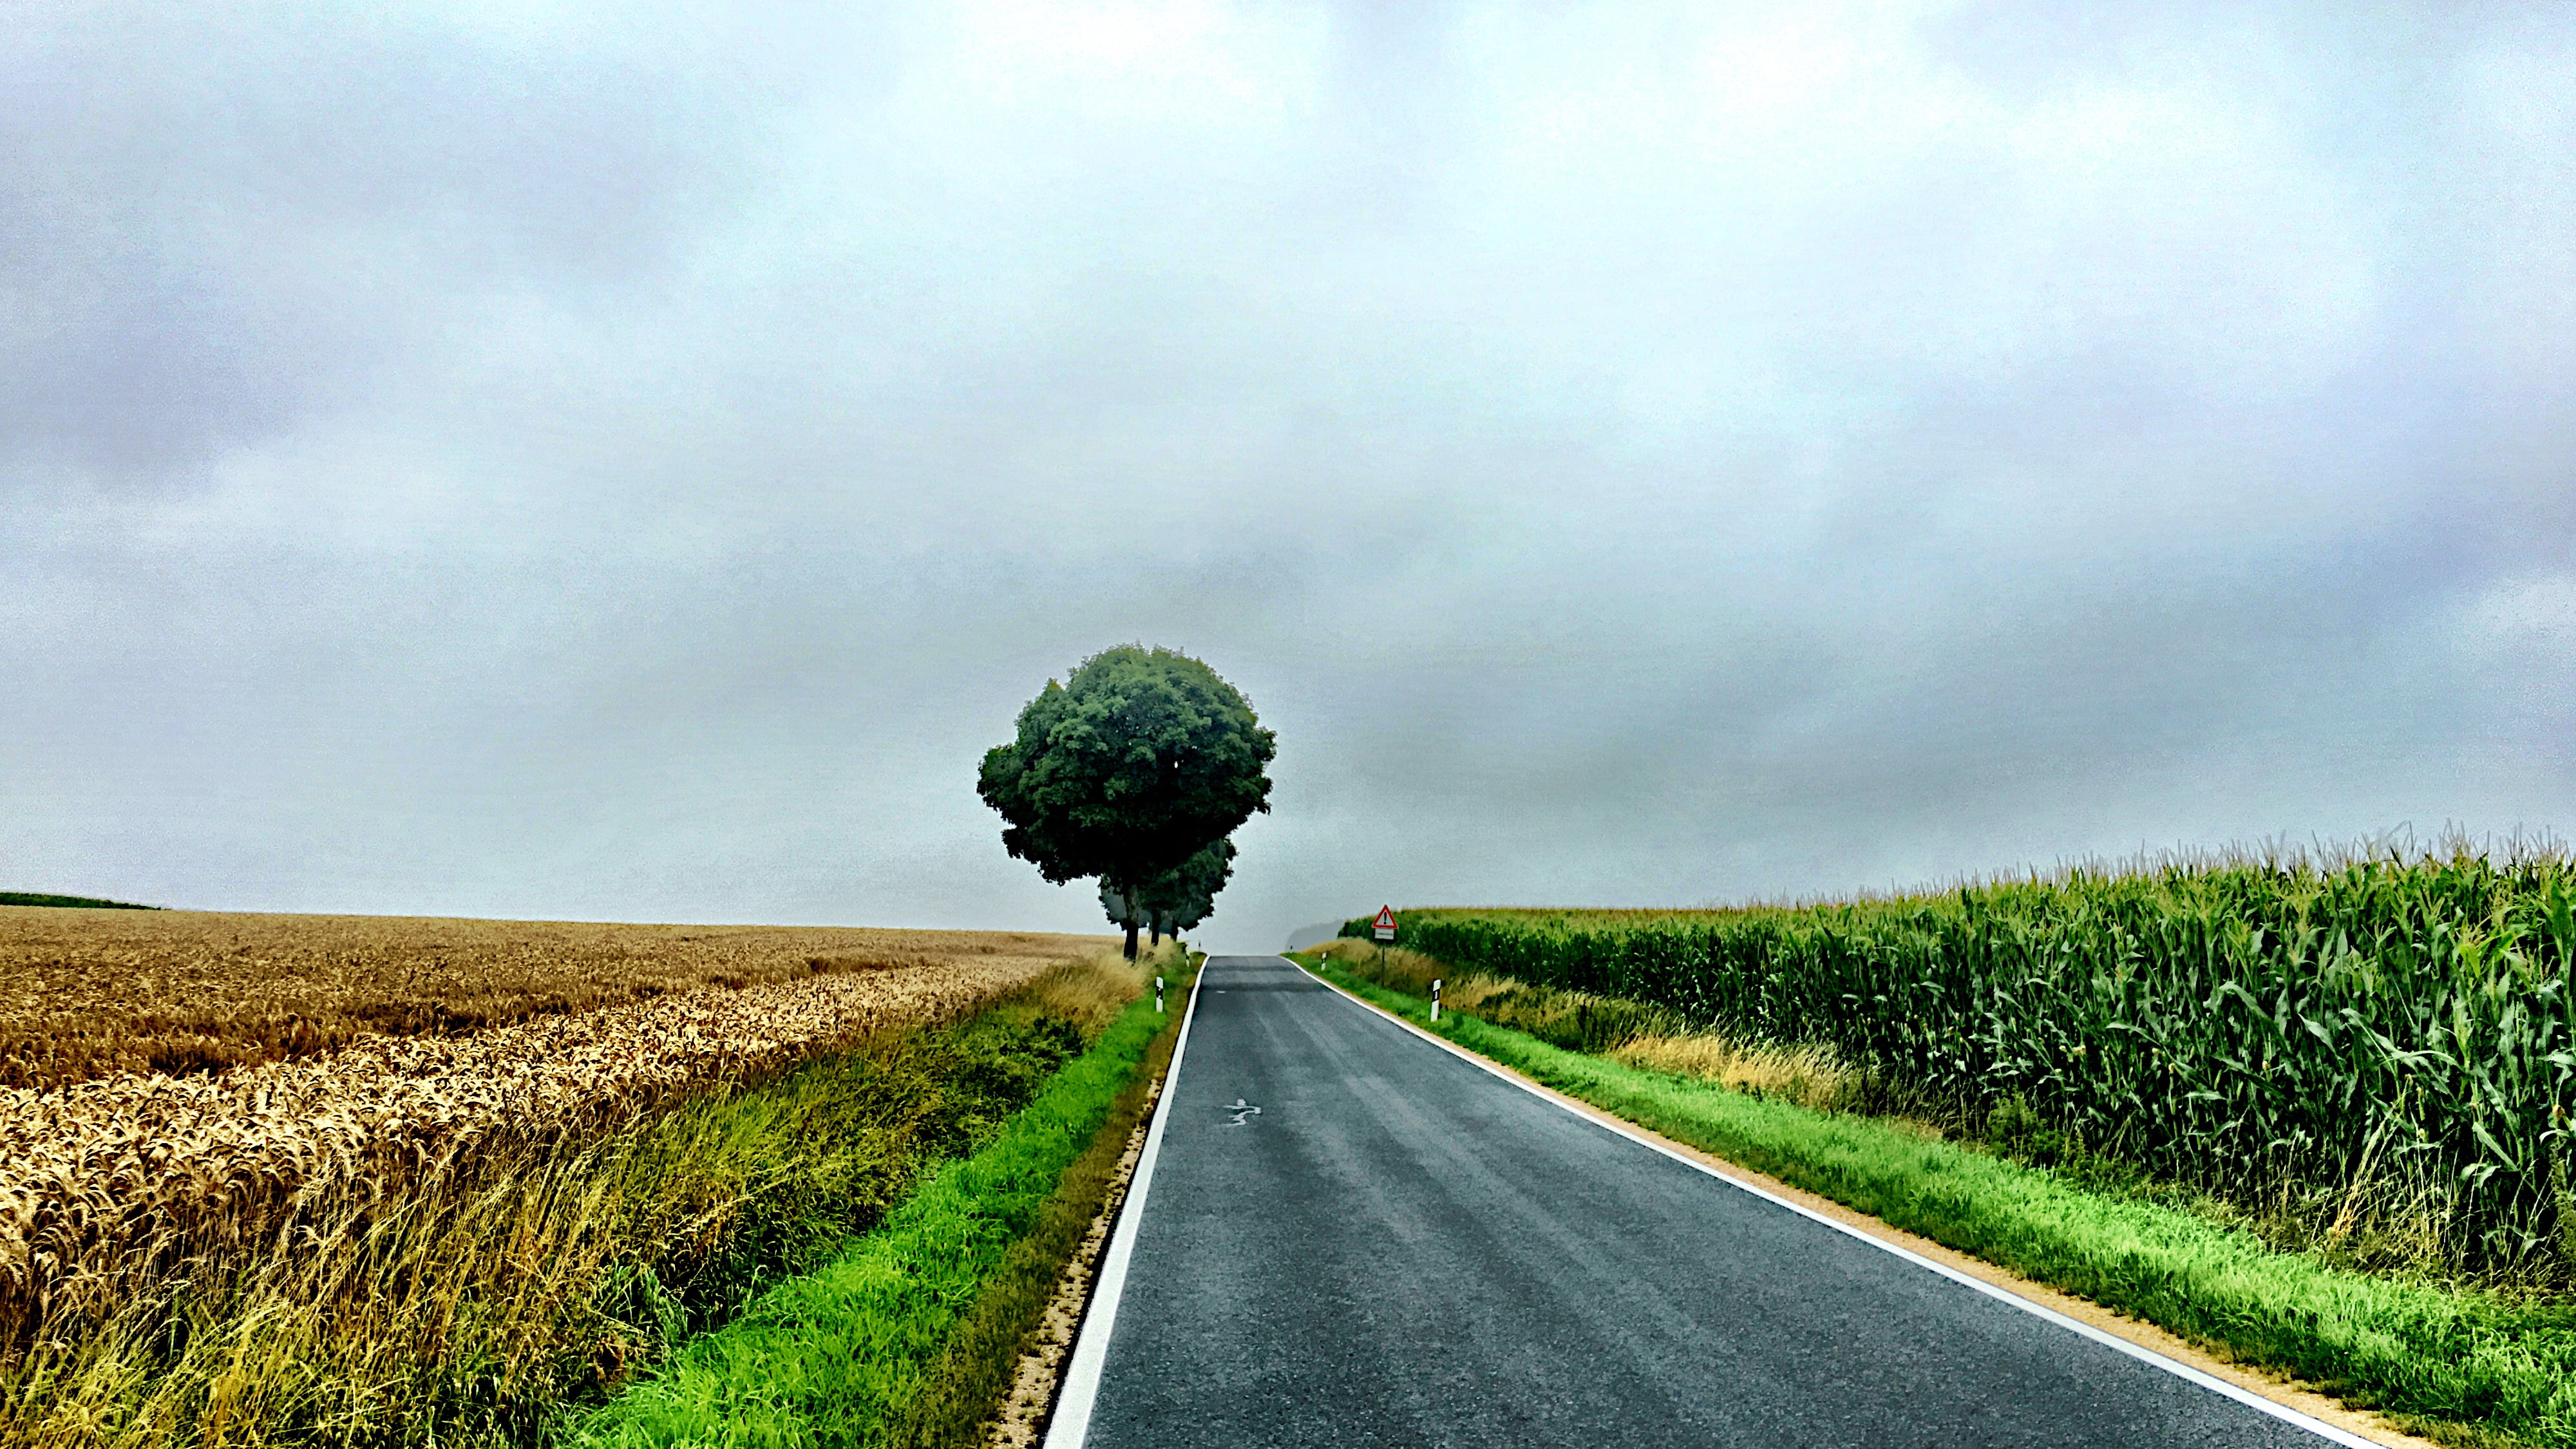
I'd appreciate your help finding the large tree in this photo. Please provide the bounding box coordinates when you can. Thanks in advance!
[980,646,1273,957]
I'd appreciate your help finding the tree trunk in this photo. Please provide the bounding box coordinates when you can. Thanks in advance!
[1150,922,1162,947]
[1106,873,1137,960]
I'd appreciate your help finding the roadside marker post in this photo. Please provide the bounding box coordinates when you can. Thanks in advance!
[1155,976,1165,1012]
[1431,979,1441,1022]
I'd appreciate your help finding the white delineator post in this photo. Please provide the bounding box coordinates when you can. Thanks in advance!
[1431,978,1441,1022]
[1155,975,1165,1012]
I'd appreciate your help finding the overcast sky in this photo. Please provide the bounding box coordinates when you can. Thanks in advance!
[5,2,2571,949]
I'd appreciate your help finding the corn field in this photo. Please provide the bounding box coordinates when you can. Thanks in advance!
[0,922,1103,1344]
[1350,842,2576,1273]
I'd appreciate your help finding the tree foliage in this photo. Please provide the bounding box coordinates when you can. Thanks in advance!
[1100,838,1236,942]
[1141,837,1235,936]
[980,645,1272,952]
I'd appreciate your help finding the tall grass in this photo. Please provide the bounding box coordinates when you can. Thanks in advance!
[1346,838,2576,1278]
[0,949,1164,1448]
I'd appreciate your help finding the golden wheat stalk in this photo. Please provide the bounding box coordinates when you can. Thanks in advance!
[0,949,1072,1316]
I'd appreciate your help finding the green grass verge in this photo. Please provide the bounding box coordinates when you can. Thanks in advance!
[1300,957,2576,1449]
[872,963,1191,1449]
[568,982,1178,1448]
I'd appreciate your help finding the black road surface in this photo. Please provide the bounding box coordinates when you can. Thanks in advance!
[1066,955,2349,1449]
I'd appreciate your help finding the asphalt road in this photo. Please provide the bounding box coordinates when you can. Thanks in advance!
[1057,954,2355,1449]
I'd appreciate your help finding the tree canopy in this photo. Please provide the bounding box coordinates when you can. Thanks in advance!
[980,645,1272,954]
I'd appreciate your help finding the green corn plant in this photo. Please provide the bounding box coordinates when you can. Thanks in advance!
[1349,841,2576,1276]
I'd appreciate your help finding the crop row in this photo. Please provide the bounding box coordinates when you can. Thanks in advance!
[1350,849,2576,1269]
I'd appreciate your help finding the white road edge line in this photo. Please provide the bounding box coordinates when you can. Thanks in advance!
[1041,960,1207,1449]
[1288,955,2383,1449]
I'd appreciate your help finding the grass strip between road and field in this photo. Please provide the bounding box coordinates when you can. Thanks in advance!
[569,963,1189,1449]
[1299,956,2576,1449]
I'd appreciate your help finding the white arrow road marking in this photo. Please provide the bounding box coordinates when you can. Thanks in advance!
[1223,1098,1261,1125]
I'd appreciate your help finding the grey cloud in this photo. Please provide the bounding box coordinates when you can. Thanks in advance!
[1,3,2570,949]
[1,1,852,482]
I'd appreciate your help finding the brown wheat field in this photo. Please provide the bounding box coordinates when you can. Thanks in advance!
[0,904,1104,1088]
[0,907,1112,1329]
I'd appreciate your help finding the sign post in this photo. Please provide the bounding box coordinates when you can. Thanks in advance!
[1371,906,1396,974]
